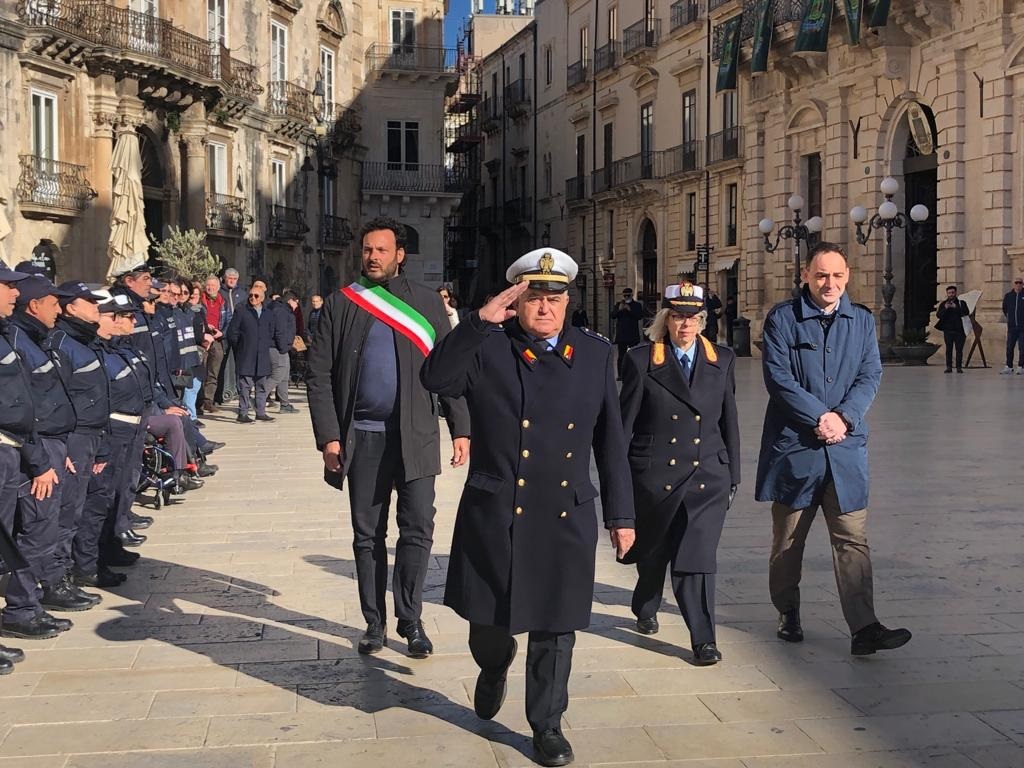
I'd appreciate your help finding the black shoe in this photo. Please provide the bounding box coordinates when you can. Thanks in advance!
[175,473,204,492]
[101,548,139,567]
[635,617,659,635]
[117,530,147,547]
[39,579,95,612]
[957,368,964,373]
[357,623,386,655]
[532,728,574,767]
[0,657,11,675]
[255,414,276,422]
[197,464,217,478]
[0,617,60,639]
[129,512,154,529]
[65,577,102,606]
[39,612,73,632]
[279,404,299,414]
[692,642,723,665]
[0,644,25,664]
[851,622,912,656]
[237,414,253,423]
[777,609,803,643]
[396,619,434,658]
[201,441,225,453]
[944,368,952,373]
[474,637,517,720]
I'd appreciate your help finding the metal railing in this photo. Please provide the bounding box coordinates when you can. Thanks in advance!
[206,192,249,233]
[567,59,589,90]
[16,155,96,211]
[712,0,804,59]
[566,176,588,204]
[219,54,263,102]
[594,40,620,74]
[362,161,457,194]
[504,197,532,223]
[268,80,315,122]
[504,79,531,111]
[594,151,672,190]
[364,43,457,76]
[664,140,703,174]
[707,126,744,163]
[321,214,353,248]
[624,18,662,56]
[268,204,308,241]
[324,103,361,144]
[670,0,702,31]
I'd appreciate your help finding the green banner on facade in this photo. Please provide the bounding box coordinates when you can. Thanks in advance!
[751,0,775,74]
[794,0,834,54]
[842,0,863,45]
[716,14,743,92]
[867,0,890,28]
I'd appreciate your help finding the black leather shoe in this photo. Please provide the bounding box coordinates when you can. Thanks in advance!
[129,512,154,529]
[174,473,204,492]
[0,657,11,675]
[692,642,723,665]
[101,547,139,567]
[0,644,25,664]
[357,623,386,655]
[197,464,217,478]
[532,728,574,767]
[117,530,147,548]
[73,570,123,589]
[777,609,803,642]
[396,619,434,658]
[237,414,254,423]
[851,622,912,656]
[39,612,72,632]
[635,617,659,635]
[279,404,299,414]
[201,441,225,453]
[40,579,95,612]
[255,414,276,422]
[474,637,517,720]
[66,577,102,606]
[0,617,60,639]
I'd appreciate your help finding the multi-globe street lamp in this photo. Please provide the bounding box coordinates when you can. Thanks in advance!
[849,176,929,351]
[758,195,824,299]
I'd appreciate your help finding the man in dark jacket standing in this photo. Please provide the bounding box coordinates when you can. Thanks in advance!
[267,291,298,414]
[421,248,635,768]
[611,287,644,376]
[935,285,969,373]
[307,216,470,660]
[1001,278,1024,374]
[227,282,285,424]
[756,242,911,657]
[219,268,246,401]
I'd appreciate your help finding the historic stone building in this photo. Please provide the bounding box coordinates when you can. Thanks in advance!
[0,0,457,294]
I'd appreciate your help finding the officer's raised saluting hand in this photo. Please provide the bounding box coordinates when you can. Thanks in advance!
[478,282,529,324]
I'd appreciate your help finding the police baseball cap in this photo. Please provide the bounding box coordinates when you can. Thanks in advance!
[57,281,107,305]
[14,275,76,307]
[662,282,705,315]
[506,247,578,293]
[0,265,31,283]
[13,260,50,278]
[115,262,152,278]
[97,293,135,314]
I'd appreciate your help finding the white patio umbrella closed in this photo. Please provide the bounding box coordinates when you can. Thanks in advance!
[106,125,152,280]
[0,203,12,269]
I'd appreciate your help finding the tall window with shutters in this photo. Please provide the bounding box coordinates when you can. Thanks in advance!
[387,121,419,171]
[271,21,288,82]
[319,46,335,120]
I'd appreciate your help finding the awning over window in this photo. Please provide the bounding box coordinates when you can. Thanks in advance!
[714,256,739,272]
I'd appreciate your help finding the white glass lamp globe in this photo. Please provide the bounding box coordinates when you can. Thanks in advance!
[758,218,775,235]
[879,176,899,196]
[878,201,899,220]
[909,204,929,222]
[849,205,868,224]
[787,194,805,212]
[805,216,824,233]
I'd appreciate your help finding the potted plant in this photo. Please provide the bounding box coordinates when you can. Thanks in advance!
[891,327,940,366]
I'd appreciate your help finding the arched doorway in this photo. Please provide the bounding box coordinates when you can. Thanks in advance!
[138,128,166,263]
[900,104,938,333]
[638,218,658,315]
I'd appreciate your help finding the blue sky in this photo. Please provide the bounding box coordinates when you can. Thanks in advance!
[445,0,472,49]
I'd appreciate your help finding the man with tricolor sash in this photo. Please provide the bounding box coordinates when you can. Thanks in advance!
[306,216,470,660]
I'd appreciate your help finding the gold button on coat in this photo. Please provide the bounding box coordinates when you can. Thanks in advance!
[671,414,679,420]
[522,449,530,458]
[693,460,700,467]
[670,438,678,444]
[515,506,523,515]
[668,459,676,466]
[559,511,567,518]
[565,452,573,459]
[567,423,575,430]
[695,415,701,422]
[664,484,672,491]
[699,483,706,490]
[517,478,525,487]
[693,438,701,445]
[560,480,568,487]
[522,419,530,428]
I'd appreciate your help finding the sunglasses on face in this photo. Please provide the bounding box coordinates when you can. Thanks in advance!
[1016,282,1023,286]
[249,293,261,298]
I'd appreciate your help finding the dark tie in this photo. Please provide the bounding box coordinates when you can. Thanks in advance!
[679,353,690,379]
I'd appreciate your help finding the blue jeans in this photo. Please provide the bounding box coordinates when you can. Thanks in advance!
[182,375,201,419]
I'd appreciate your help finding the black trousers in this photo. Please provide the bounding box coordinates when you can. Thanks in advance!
[631,531,716,646]
[346,429,435,626]
[76,421,136,576]
[1007,327,1024,368]
[54,432,101,578]
[943,331,966,370]
[616,343,631,376]
[469,623,575,733]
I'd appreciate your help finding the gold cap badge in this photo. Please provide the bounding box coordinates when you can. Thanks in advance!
[539,253,555,274]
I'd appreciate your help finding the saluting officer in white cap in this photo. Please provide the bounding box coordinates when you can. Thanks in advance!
[421,247,636,767]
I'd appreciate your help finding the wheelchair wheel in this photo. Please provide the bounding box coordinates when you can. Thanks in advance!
[154,488,163,510]
[162,488,172,506]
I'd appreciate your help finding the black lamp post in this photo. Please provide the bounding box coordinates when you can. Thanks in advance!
[541,222,551,248]
[850,176,929,351]
[758,194,824,299]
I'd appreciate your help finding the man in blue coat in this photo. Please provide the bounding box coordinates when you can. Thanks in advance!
[756,242,911,657]
[227,281,287,423]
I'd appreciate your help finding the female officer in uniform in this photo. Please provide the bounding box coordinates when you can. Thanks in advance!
[619,282,740,665]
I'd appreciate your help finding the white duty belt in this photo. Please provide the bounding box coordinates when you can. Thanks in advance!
[110,412,142,425]
[0,431,23,449]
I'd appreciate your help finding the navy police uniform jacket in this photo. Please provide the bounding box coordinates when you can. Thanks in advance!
[8,312,76,441]
[112,288,177,401]
[421,314,635,634]
[98,338,149,417]
[755,289,882,513]
[48,316,111,436]
[0,319,49,476]
[619,336,740,571]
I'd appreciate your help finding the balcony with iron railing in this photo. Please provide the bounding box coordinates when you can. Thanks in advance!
[566,176,589,205]
[16,155,96,217]
[364,43,457,77]
[707,126,744,164]
[594,151,673,191]
[268,204,309,242]
[664,139,703,175]
[503,79,531,117]
[480,96,503,132]
[268,80,315,124]
[320,214,353,249]
[567,59,590,91]
[206,193,250,235]
[322,103,361,148]
[504,197,532,224]
[362,162,463,195]
[623,19,662,57]
[670,0,702,32]
[594,40,620,75]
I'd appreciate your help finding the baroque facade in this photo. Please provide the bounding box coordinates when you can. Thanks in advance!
[0,0,458,295]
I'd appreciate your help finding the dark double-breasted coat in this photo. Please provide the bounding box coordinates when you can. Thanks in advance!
[619,336,740,571]
[227,303,288,379]
[420,314,635,635]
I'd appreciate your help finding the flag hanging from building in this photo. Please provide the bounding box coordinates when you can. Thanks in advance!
[867,0,890,28]
[716,14,743,92]
[794,0,834,54]
[842,0,863,45]
[751,0,774,74]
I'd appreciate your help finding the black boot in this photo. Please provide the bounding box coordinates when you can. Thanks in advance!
[40,578,95,612]
[777,609,803,642]
[851,622,912,656]
[38,612,72,632]
[357,623,386,654]
[73,569,125,589]
[0,644,25,664]
[532,729,574,767]
[63,575,102,605]
[0,616,60,640]
[396,619,434,658]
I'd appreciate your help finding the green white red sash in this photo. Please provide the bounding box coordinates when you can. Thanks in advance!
[341,277,436,356]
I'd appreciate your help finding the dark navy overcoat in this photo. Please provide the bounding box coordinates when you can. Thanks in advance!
[421,314,635,634]
[755,290,882,513]
[619,336,740,571]
[227,303,287,379]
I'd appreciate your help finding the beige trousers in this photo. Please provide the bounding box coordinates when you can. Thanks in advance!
[769,481,878,634]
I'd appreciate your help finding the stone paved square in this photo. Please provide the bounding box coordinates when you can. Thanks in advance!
[2,361,1023,767]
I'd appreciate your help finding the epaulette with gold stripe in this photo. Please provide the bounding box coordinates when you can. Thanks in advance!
[699,335,718,363]
[651,342,666,366]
